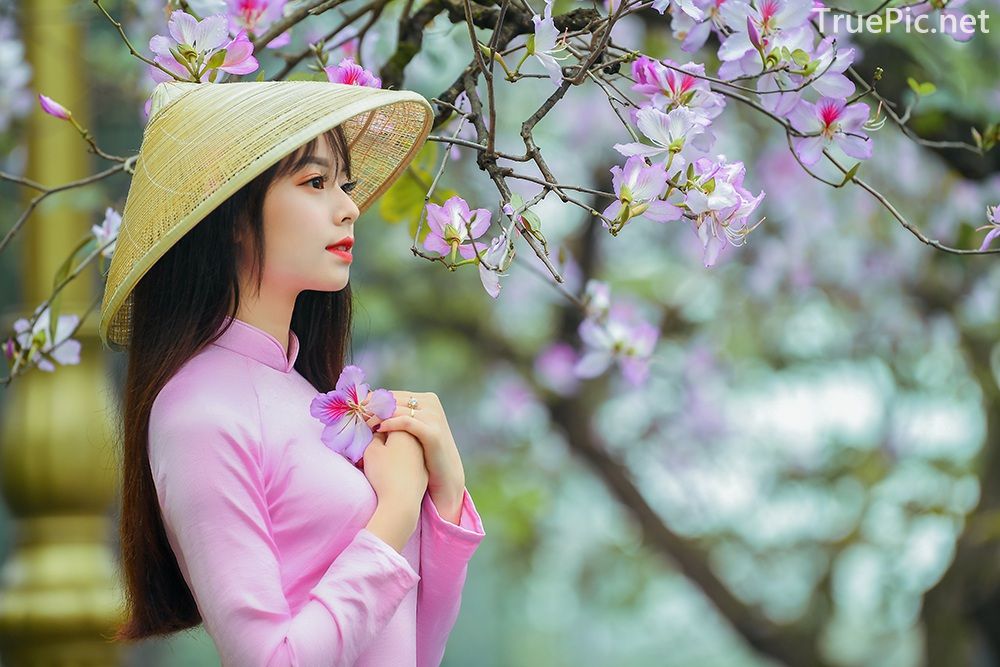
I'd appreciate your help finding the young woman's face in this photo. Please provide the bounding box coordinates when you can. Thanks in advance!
[247,136,360,297]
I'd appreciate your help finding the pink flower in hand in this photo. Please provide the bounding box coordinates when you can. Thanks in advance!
[310,365,395,464]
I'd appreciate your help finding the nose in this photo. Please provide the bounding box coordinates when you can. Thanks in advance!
[335,191,359,226]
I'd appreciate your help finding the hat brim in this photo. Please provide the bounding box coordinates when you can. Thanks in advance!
[99,81,433,350]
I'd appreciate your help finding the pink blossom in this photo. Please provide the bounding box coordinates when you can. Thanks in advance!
[38,93,71,120]
[614,106,715,176]
[977,205,1000,251]
[789,97,872,166]
[12,304,81,373]
[718,0,814,78]
[226,0,291,49]
[309,365,395,465]
[148,11,258,82]
[651,0,705,20]
[575,306,660,387]
[529,0,571,85]
[324,58,382,88]
[477,228,516,298]
[684,157,766,266]
[630,56,725,119]
[603,155,683,229]
[91,207,122,259]
[671,0,730,53]
[423,195,493,260]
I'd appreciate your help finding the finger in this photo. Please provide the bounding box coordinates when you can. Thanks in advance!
[377,415,436,444]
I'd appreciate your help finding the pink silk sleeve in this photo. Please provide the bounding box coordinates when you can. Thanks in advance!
[415,488,486,667]
[148,393,421,667]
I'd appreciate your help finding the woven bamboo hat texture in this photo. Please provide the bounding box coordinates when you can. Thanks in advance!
[99,79,434,350]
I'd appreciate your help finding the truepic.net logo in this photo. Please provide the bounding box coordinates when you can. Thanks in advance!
[814,6,991,36]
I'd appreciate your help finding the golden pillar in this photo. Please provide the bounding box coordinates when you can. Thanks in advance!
[0,0,124,664]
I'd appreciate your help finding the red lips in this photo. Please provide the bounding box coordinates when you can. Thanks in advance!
[326,237,354,251]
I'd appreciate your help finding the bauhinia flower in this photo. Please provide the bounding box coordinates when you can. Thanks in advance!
[527,0,571,85]
[614,105,715,176]
[671,0,731,53]
[717,0,814,78]
[582,279,611,319]
[91,207,122,259]
[603,155,683,229]
[149,11,258,83]
[11,303,82,373]
[575,306,660,387]
[38,93,71,120]
[788,97,873,166]
[684,157,766,266]
[324,57,382,88]
[309,365,395,465]
[226,0,291,49]
[630,56,725,120]
[477,228,516,299]
[651,0,705,21]
[423,195,493,261]
[976,204,1000,251]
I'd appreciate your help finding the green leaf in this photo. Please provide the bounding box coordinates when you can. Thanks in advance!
[790,49,810,67]
[205,49,227,71]
[837,162,861,187]
[521,208,542,233]
[907,77,936,96]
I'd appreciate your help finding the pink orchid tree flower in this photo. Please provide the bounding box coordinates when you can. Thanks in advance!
[603,155,684,230]
[976,205,1000,251]
[324,58,382,87]
[527,0,571,85]
[148,11,258,82]
[12,303,82,373]
[717,0,814,78]
[38,93,70,120]
[309,365,396,465]
[226,0,291,49]
[755,35,857,118]
[788,97,873,166]
[477,228,516,299]
[651,0,705,21]
[91,207,122,259]
[684,157,766,266]
[671,0,731,53]
[583,279,612,320]
[630,56,726,120]
[575,305,660,387]
[615,106,715,178]
[423,195,493,261]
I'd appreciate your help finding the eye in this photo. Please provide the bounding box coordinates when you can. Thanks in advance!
[341,179,358,193]
[308,175,327,189]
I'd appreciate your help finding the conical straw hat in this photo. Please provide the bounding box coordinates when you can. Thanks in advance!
[99,79,433,350]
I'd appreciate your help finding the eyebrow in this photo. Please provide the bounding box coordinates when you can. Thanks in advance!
[293,156,331,172]
[290,154,351,179]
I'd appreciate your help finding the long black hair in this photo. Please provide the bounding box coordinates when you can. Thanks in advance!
[112,125,354,640]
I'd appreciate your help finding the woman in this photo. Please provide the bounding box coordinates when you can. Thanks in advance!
[100,80,486,666]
